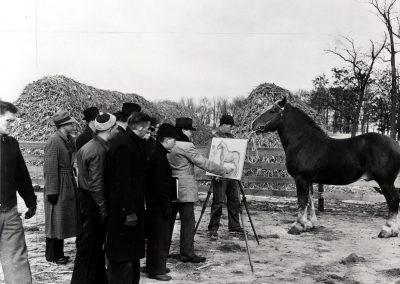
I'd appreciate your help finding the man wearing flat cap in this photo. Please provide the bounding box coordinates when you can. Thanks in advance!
[145,123,177,281]
[43,110,80,264]
[208,114,243,239]
[71,113,117,284]
[114,102,141,136]
[76,107,99,150]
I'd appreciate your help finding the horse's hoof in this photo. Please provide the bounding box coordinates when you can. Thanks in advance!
[288,223,303,235]
[378,226,394,238]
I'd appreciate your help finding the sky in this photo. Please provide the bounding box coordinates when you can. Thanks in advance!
[0,0,388,103]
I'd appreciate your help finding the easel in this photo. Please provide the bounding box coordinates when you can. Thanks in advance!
[194,179,259,272]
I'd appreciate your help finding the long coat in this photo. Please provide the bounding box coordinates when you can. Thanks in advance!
[167,139,226,203]
[105,128,147,261]
[43,131,79,239]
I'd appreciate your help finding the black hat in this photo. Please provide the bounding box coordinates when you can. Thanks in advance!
[220,114,235,126]
[157,123,177,139]
[82,107,99,121]
[118,103,141,117]
[175,117,196,131]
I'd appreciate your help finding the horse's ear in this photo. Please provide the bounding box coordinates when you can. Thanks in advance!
[277,97,287,108]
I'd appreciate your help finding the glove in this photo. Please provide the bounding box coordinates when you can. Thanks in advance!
[47,194,59,205]
[25,206,37,219]
[124,213,138,227]
[161,206,172,220]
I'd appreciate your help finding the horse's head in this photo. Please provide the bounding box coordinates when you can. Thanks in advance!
[251,97,286,133]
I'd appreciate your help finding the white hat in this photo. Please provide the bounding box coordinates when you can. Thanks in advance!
[95,113,116,131]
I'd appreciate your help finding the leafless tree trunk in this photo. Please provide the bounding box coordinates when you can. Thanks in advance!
[370,0,398,139]
[326,36,386,137]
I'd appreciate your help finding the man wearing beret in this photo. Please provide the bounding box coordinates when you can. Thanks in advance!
[43,110,80,264]
[144,123,177,281]
[76,107,99,151]
[0,101,37,284]
[208,115,243,239]
[71,113,117,284]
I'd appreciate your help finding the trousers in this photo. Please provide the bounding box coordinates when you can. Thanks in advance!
[208,179,241,231]
[0,206,32,284]
[108,259,140,284]
[70,214,107,284]
[169,202,195,257]
[146,205,170,275]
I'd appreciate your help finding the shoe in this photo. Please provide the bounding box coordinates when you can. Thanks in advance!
[49,257,69,265]
[141,267,171,274]
[148,274,172,281]
[180,255,206,263]
[60,256,70,261]
[229,227,244,234]
[208,230,218,238]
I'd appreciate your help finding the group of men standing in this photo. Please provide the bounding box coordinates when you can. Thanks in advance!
[0,99,242,284]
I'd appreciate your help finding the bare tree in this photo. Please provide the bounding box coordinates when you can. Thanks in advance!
[326,36,386,136]
[370,0,399,138]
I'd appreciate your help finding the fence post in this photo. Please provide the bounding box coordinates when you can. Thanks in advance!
[318,184,324,212]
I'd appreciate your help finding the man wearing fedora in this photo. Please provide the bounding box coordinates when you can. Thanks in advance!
[208,115,243,239]
[106,112,150,284]
[71,113,117,284]
[144,123,177,281]
[167,117,233,263]
[43,110,80,264]
[114,102,141,136]
[0,101,37,284]
[76,106,99,151]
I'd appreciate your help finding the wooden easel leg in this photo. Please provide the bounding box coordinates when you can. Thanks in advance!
[238,181,260,245]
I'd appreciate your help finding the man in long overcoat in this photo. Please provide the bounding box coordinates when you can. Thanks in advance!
[106,112,151,284]
[43,110,80,264]
[145,123,177,281]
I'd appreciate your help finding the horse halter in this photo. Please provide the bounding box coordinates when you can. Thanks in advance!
[253,103,285,132]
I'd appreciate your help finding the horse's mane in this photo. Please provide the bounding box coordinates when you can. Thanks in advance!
[286,104,326,135]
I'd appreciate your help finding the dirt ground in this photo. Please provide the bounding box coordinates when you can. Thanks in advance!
[1,190,400,284]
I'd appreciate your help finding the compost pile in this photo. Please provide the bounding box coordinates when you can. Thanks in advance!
[12,75,211,144]
[234,82,325,147]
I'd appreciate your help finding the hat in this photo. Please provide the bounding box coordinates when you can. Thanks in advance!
[175,117,196,131]
[118,103,141,117]
[157,123,177,139]
[82,107,99,121]
[220,114,235,126]
[95,113,116,131]
[52,110,78,126]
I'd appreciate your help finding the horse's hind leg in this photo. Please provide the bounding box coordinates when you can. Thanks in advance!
[288,177,313,235]
[378,183,399,238]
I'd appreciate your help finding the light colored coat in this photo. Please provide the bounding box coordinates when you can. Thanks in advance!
[43,131,79,239]
[167,141,226,202]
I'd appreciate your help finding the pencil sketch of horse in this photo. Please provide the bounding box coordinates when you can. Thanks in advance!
[217,140,240,176]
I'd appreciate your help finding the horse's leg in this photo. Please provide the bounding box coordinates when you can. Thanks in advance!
[288,177,313,235]
[306,185,318,228]
[378,183,399,238]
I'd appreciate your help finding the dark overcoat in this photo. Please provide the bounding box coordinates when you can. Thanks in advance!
[105,128,147,261]
[76,125,96,151]
[145,142,176,211]
[43,131,79,239]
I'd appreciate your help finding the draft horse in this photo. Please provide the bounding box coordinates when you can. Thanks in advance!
[252,97,400,238]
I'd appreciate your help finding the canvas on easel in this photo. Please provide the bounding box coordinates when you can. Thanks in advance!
[206,138,248,180]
